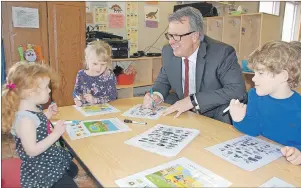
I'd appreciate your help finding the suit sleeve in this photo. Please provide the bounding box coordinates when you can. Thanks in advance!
[233,89,261,136]
[152,46,171,98]
[195,46,246,113]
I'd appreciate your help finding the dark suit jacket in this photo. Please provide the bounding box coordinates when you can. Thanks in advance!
[153,35,246,124]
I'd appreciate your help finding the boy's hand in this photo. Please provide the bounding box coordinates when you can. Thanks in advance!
[229,99,247,122]
[281,146,301,165]
[53,120,66,137]
[45,103,58,119]
[74,98,83,107]
[83,94,96,104]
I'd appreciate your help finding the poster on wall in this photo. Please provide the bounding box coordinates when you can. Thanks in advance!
[12,7,39,28]
[144,6,159,28]
[94,6,108,24]
[126,2,139,55]
[107,2,125,28]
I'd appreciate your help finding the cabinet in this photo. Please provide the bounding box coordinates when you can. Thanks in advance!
[2,2,86,107]
[204,13,281,66]
[113,57,162,99]
[204,13,281,91]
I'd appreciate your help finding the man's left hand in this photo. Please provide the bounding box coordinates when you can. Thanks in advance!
[162,97,194,118]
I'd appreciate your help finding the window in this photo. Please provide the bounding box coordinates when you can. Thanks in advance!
[282,2,298,42]
[259,1,280,16]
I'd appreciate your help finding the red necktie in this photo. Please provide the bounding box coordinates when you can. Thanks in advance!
[184,58,189,98]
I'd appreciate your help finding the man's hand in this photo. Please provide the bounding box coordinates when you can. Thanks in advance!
[143,92,162,109]
[229,99,247,122]
[162,97,194,118]
[281,146,301,165]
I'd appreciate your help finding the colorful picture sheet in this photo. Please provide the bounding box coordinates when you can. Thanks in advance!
[73,103,120,116]
[205,135,283,171]
[125,124,200,157]
[65,118,131,140]
[115,157,232,187]
[122,104,167,120]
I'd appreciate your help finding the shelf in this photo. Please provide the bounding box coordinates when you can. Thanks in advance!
[112,56,161,61]
[242,71,255,75]
[117,82,153,89]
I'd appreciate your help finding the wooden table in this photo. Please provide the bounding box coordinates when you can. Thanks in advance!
[54,98,301,187]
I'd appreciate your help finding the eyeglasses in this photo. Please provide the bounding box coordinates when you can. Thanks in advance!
[164,31,195,42]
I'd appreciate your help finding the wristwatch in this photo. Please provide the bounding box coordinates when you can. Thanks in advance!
[190,94,200,110]
[190,94,197,107]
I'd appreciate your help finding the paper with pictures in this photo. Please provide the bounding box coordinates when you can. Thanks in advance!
[205,135,282,171]
[115,157,232,187]
[259,177,295,187]
[125,124,200,157]
[64,118,131,140]
[122,104,167,120]
[73,103,120,116]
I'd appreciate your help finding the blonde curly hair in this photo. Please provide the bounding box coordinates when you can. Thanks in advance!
[248,41,301,89]
[1,62,58,133]
[84,40,112,69]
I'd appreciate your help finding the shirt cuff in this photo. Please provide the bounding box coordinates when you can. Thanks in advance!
[153,91,164,103]
[193,94,200,110]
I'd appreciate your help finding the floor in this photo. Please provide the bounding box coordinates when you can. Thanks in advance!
[2,134,98,187]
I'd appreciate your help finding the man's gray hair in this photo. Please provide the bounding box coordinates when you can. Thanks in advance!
[168,6,204,35]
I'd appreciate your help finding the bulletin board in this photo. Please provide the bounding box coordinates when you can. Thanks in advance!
[86,1,177,54]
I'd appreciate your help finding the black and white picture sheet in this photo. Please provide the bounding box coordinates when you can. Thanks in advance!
[205,135,282,171]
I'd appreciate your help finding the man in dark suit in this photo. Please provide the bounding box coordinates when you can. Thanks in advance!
[143,6,246,124]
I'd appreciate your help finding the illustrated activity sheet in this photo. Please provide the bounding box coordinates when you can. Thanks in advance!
[115,157,232,187]
[122,104,167,120]
[125,124,200,157]
[205,135,283,171]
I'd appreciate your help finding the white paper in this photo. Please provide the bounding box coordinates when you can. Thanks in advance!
[125,124,200,157]
[206,135,282,171]
[122,104,167,120]
[64,118,131,140]
[259,177,295,187]
[12,7,39,28]
[115,157,232,187]
[73,103,120,116]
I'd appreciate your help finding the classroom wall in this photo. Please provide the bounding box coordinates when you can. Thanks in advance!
[87,1,177,54]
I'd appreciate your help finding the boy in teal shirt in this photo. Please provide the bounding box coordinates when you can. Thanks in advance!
[230,41,301,165]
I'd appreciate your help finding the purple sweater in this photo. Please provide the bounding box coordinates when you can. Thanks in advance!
[73,69,117,104]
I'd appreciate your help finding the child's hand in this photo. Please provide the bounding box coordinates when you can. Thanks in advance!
[83,94,97,104]
[229,99,247,122]
[53,120,66,137]
[45,103,58,119]
[281,146,301,165]
[74,98,83,107]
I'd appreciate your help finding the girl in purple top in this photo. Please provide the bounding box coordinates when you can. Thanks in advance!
[73,40,117,106]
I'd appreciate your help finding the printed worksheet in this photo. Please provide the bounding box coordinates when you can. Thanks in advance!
[205,135,282,171]
[259,177,295,187]
[122,104,167,120]
[73,103,120,116]
[64,118,131,140]
[115,157,232,187]
[125,124,200,157]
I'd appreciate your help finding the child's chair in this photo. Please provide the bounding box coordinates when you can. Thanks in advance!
[1,158,22,188]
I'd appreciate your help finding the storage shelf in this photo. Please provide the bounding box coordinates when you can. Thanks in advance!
[117,82,153,89]
[112,56,161,61]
